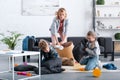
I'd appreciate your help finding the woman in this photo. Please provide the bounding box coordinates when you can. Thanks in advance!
[50,8,68,45]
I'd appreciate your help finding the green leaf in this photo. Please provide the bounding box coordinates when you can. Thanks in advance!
[0,31,23,50]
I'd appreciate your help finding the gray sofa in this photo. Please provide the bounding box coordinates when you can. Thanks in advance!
[23,37,114,61]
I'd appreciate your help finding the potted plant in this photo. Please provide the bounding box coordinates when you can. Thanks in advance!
[96,0,105,5]
[0,31,23,50]
[114,33,120,40]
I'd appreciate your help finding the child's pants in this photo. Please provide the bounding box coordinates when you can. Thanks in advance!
[79,55,99,71]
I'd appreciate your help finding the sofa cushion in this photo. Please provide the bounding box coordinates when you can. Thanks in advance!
[97,37,105,47]
[68,37,85,46]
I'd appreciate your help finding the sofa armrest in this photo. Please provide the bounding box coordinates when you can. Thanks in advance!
[28,38,35,51]
[104,37,113,53]
[98,37,113,53]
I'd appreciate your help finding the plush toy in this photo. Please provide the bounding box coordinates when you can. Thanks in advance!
[14,64,19,67]
[79,68,85,71]
[17,72,32,76]
[62,57,74,66]
[93,68,101,77]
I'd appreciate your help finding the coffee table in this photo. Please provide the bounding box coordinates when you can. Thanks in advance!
[0,50,41,80]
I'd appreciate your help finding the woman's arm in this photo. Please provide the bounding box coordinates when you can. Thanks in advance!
[59,32,67,44]
[50,18,60,44]
[50,18,57,35]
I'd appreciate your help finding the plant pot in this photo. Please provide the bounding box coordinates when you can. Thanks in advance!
[96,0,105,5]
[114,33,120,40]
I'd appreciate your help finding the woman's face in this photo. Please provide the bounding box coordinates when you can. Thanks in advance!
[87,36,96,42]
[58,12,66,20]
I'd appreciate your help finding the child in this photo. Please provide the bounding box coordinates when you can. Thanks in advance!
[79,31,100,71]
[38,39,59,62]
[49,8,68,45]
[38,39,65,74]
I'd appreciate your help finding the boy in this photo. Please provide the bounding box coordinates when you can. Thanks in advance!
[38,39,65,74]
[38,39,59,63]
[80,31,100,71]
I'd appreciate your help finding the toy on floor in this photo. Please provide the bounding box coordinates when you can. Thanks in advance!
[17,72,32,76]
[14,64,19,67]
[79,68,85,71]
[93,68,101,77]
[14,62,27,67]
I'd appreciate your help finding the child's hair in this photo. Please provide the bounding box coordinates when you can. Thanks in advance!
[87,31,96,39]
[38,39,48,50]
[56,8,67,19]
[87,31,96,48]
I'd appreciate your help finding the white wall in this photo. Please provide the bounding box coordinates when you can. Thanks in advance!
[0,0,93,37]
[0,0,93,50]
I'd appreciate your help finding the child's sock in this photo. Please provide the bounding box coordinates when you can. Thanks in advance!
[98,60,102,69]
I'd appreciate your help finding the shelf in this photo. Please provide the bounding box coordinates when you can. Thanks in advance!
[95,17,120,19]
[94,2,120,32]
[97,28,120,30]
[97,26,120,30]
[113,40,120,41]
[96,5,120,7]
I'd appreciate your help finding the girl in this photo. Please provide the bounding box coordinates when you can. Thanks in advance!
[50,8,68,45]
[80,31,100,71]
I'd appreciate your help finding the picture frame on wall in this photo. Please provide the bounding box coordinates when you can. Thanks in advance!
[21,0,59,16]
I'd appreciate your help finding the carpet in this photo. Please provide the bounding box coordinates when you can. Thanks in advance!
[27,60,120,73]
[0,56,120,80]
[62,61,120,73]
